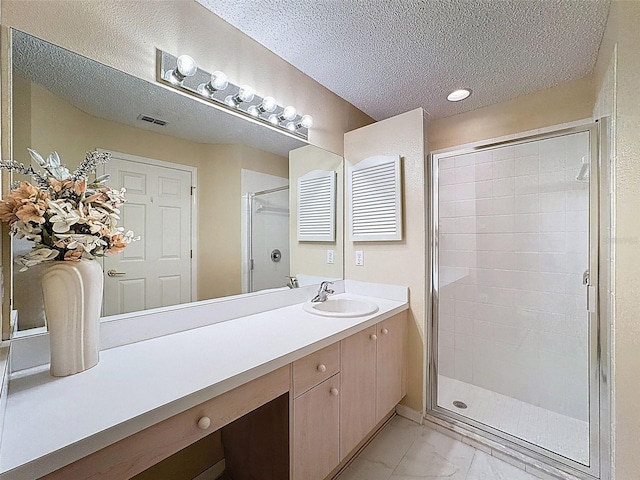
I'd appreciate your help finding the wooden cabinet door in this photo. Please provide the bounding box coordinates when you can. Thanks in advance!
[340,325,377,460]
[376,312,408,421]
[293,374,340,480]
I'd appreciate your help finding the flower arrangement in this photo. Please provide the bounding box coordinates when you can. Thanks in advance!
[0,149,137,271]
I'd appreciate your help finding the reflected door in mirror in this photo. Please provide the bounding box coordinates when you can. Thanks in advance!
[102,153,194,315]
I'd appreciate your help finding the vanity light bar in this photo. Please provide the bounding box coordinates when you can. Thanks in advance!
[157,50,312,140]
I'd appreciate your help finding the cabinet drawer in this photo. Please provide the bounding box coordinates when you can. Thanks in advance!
[293,342,340,397]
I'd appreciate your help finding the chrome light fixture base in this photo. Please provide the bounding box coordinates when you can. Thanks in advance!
[157,50,311,140]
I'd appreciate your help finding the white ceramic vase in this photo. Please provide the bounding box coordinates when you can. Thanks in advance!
[41,259,103,377]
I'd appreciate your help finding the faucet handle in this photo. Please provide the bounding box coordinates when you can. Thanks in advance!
[320,281,334,295]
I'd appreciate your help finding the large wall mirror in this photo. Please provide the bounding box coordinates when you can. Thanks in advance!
[8,30,344,336]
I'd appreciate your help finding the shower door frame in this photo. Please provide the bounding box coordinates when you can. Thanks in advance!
[245,184,290,293]
[426,122,608,479]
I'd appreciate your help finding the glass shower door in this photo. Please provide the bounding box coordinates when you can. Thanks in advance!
[247,186,290,293]
[431,127,598,474]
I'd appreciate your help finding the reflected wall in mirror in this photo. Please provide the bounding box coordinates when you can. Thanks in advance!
[290,145,344,284]
[9,30,344,334]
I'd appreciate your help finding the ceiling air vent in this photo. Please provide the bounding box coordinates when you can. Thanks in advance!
[137,114,168,126]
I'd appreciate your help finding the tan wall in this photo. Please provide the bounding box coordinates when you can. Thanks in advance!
[20,79,288,303]
[344,108,427,412]
[289,145,344,281]
[428,75,595,152]
[11,74,30,165]
[593,1,640,478]
[1,0,373,156]
[201,143,288,300]
[593,4,616,480]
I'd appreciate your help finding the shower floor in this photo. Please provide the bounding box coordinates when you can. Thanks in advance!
[437,375,589,465]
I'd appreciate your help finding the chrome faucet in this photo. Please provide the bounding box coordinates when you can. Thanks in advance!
[311,281,334,303]
[286,276,299,289]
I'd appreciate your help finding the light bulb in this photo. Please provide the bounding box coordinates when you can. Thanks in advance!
[237,85,255,102]
[286,122,297,132]
[164,54,197,85]
[268,114,279,125]
[226,85,256,107]
[261,96,277,113]
[176,55,198,77]
[299,115,313,129]
[249,96,278,116]
[210,71,228,91]
[280,106,297,121]
[197,70,229,98]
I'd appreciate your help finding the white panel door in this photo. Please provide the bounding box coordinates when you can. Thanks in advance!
[103,155,193,315]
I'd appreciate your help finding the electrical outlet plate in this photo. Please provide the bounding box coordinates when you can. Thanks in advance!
[327,250,334,264]
[355,250,364,266]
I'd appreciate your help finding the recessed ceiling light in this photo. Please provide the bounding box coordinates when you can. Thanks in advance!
[447,88,472,102]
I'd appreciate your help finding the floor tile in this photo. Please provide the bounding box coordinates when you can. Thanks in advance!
[466,451,541,480]
[336,457,394,480]
[390,428,475,479]
[358,415,424,469]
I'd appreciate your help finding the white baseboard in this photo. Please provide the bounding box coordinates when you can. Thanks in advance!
[395,404,423,424]
[193,459,226,480]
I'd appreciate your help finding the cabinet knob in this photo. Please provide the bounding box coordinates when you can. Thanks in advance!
[370,334,377,341]
[317,363,327,373]
[330,387,339,396]
[197,416,211,430]
[382,328,389,335]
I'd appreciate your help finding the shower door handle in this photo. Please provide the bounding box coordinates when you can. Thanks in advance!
[583,270,597,313]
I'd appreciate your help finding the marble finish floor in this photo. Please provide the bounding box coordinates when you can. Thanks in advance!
[335,416,547,480]
[437,375,588,465]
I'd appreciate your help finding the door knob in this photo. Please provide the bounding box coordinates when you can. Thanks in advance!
[107,269,126,277]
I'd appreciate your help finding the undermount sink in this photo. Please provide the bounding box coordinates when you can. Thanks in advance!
[303,297,379,318]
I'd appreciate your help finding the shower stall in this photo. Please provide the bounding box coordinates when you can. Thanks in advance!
[429,123,606,478]
[244,185,291,293]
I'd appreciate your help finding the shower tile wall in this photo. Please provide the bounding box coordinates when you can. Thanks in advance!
[437,132,590,422]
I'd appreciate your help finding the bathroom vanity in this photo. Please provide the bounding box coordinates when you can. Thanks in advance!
[0,282,408,480]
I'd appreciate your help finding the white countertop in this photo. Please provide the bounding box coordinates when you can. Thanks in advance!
[0,290,407,479]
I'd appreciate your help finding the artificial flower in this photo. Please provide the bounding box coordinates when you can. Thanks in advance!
[0,149,138,269]
[13,220,42,243]
[15,247,59,272]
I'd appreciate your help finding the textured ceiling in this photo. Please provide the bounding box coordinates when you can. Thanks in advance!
[12,31,305,158]
[197,0,610,120]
